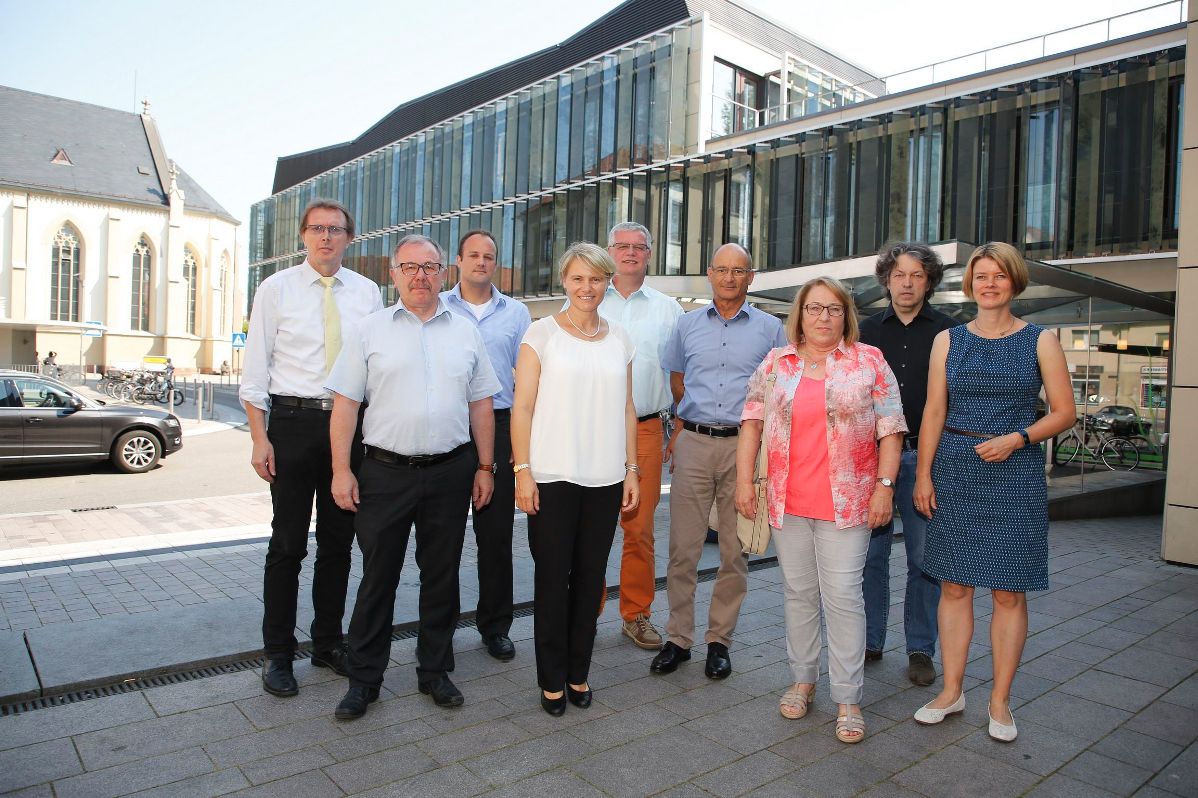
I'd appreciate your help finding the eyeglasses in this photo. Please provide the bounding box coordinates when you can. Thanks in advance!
[803,303,846,317]
[391,262,446,276]
[303,224,348,237]
[709,266,753,278]
[609,243,650,253]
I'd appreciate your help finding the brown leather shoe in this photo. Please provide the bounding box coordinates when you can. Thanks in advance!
[622,614,663,650]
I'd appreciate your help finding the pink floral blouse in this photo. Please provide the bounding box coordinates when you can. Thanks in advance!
[742,341,908,530]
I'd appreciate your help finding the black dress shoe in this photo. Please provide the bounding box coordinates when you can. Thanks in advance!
[262,658,298,697]
[865,648,883,662]
[483,633,516,661]
[310,645,350,677]
[705,642,732,679]
[334,685,379,720]
[650,641,691,674]
[540,691,567,716]
[567,685,593,708]
[419,675,465,708]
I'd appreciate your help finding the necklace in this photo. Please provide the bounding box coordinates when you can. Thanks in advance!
[800,349,832,371]
[972,317,1017,339]
[564,308,600,338]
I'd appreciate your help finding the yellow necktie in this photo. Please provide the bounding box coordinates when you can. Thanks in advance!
[320,276,341,375]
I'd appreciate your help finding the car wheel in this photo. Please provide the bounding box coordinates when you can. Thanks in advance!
[112,430,162,473]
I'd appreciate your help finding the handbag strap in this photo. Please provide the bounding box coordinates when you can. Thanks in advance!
[754,364,777,481]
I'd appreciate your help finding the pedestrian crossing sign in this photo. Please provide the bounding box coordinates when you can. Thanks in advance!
[231,332,247,349]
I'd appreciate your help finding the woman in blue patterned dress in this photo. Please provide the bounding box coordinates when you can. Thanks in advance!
[911,243,1074,742]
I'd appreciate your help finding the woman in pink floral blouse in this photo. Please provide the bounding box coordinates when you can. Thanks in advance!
[736,276,906,744]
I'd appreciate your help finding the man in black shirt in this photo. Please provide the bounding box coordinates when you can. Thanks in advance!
[859,242,958,686]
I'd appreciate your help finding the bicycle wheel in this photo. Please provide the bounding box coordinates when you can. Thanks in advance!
[1100,438,1140,471]
[170,388,185,406]
[1127,436,1155,453]
[1052,431,1081,466]
[132,389,150,405]
[116,383,135,402]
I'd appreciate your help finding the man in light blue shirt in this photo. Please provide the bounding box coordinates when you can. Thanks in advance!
[326,234,500,721]
[652,243,786,681]
[442,229,531,663]
[599,222,683,650]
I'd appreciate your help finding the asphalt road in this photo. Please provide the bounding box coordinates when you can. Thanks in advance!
[0,426,265,514]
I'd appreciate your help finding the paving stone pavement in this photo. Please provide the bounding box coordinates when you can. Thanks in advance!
[0,513,1194,797]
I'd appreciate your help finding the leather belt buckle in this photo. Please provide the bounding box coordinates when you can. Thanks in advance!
[681,420,739,438]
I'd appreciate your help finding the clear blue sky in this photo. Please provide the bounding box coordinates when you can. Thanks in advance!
[0,0,1171,274]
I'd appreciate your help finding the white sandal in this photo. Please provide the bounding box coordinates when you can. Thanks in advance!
[780,685,814,719]
[835,707,865,743]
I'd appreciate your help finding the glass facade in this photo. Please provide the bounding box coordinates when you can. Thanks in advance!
[250,36,1183,308]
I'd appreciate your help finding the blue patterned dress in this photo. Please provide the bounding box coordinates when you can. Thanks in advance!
[923,323,1048,592]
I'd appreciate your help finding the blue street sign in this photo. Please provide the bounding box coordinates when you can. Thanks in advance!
[83,320,104,337]
[231,332,247,349]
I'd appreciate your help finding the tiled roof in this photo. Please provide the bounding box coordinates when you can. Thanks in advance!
[0,85,237,223]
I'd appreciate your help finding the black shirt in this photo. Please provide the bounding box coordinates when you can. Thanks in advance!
[859,303,958,439]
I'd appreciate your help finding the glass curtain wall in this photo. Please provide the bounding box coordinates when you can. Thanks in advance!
[250,44,1182,307]
[250,26,689,304]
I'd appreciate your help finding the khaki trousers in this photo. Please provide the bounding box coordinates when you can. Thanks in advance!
[665,429,747,649]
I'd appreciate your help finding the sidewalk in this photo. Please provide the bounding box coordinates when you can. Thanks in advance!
[0,514,1194,797]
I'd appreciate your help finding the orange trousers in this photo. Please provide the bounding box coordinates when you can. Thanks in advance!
[600,417,664,620]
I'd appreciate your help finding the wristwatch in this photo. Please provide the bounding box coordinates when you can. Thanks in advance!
[876,477,895,488]
[513,463,531,474]
[477,463,497,473]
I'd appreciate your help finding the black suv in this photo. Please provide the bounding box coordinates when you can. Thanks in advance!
[0,370,183,473]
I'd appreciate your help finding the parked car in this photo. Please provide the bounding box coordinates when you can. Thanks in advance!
[0,370,182,473]
[1088,405,1151,437]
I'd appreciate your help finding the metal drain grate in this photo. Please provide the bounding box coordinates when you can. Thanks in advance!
[1,556,778,716]
[70,506,117,513]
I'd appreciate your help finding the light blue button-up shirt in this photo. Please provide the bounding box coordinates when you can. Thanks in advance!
[598,283,683,417]
[325,299,500,455]
[663,302,787,426]
[441,284,531,411]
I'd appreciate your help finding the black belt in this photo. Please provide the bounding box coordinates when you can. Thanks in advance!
[270,394,333,411]
[494,408,511,419]
[637,412,664,423]
[944,426,995,440]
[681,420,739,438]
[365,442,471,468]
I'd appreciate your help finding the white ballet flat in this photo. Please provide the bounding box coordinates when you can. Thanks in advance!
[988,705,1018,742]
[913,693,965,725]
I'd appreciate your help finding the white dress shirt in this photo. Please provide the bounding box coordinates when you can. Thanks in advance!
[598,282,683,416]
[239,261,383,412]
[325,300,500,456]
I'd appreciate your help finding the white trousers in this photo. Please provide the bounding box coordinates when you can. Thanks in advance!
[773,514,870,705]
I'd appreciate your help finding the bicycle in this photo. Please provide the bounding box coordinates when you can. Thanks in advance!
[1052,418,1140,471]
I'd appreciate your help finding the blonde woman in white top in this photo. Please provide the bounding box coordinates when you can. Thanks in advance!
[512,241,640,716]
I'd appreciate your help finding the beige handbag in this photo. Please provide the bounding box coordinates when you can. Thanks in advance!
[737,370,776,555]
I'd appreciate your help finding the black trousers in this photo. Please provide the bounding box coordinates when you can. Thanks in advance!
[262,405,360,659]
[527,480,622,691]
[346,448,474,688]
[470,410,514,638]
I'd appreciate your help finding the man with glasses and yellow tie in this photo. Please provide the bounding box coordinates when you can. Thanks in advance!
[325,234,499,720]
[241,199,383,699]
